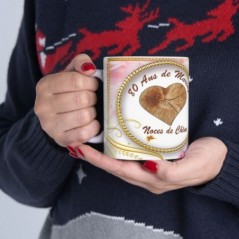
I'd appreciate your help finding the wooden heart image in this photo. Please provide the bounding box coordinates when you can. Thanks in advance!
[139,83,187,125]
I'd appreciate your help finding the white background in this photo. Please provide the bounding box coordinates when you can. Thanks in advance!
[0,1,49,238]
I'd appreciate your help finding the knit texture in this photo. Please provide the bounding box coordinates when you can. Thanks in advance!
[0,0,239,238]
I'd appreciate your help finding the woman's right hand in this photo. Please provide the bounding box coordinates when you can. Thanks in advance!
[34,54,100,147]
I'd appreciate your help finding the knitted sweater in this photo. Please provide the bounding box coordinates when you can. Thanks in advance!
[0,0,239,238]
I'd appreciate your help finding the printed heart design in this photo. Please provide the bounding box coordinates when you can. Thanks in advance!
[139,83,187,125]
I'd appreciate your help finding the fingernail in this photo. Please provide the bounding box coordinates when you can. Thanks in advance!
[143,161,158,174]
[67,146,77,155]
[81,62,96,72]
[180,151,185,158]
[77,148,85,158]
[69,152,79,159]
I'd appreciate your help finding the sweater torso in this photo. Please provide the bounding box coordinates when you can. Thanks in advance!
[33,0,239,238]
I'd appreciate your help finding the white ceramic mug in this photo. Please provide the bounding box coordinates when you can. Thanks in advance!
[89,56,189,160]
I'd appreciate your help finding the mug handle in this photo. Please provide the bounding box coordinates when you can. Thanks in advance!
[87,69,104,144]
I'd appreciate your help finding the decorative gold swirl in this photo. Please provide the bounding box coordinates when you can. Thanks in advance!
[107,136,163,160]
[124,119,141,129]
[107,127,123,138]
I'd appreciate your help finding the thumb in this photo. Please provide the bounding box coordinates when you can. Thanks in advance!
[64,53,96,76]
[143,159,189,183]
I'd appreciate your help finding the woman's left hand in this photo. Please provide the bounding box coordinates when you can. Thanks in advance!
[75,137,227,194]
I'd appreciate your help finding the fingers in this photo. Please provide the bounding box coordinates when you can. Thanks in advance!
[143,138,225,187]
[76,145,156,183]
[64,120,100,146]
[143,158,198,185]
[36,53,99,95]
[36,72,99,95]
[65,53,96,75]
[75,145,183,194]
[58,107,97,131]
[52,91,97,113]
[35,53,101,147]
[160,159,202,185]
[69,137,227,195]
[37,106,98,146]
[46,119,100,147]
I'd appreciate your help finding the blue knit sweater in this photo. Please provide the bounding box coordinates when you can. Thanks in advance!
[1,0,239,238]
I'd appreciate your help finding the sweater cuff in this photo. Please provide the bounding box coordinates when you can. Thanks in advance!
[13,111,75,176]
[189,140,239,206]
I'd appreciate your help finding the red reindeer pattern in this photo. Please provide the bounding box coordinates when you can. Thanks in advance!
[149,0,239,54]
[36,0,238,75]
[73,0,159,60]
[37,0,159,74]
[36,30,73,74]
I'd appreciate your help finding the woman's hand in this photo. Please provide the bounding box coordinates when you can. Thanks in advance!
[75,137,227,194]
[34,54,100,147]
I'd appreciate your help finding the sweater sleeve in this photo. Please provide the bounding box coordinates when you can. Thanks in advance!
[189,139,239,208]
[0,0,75,207]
